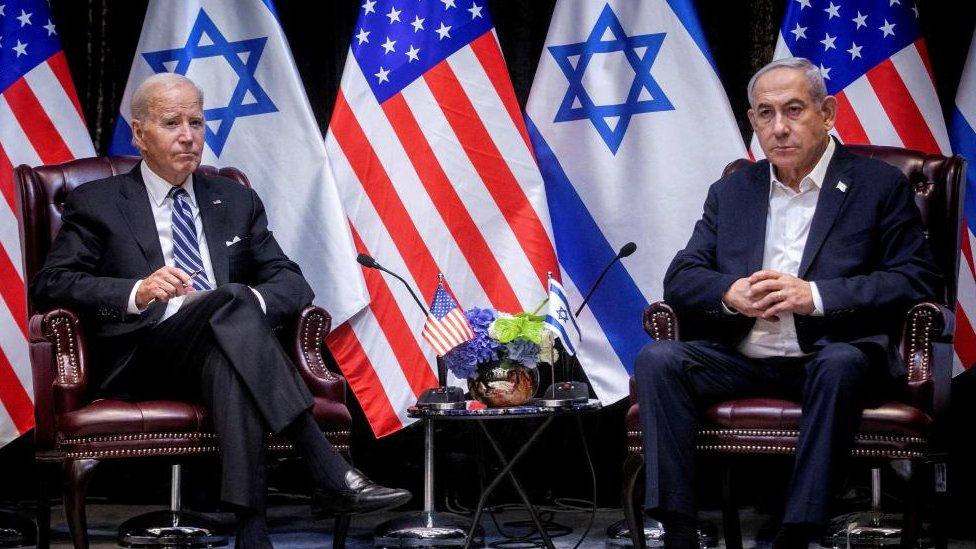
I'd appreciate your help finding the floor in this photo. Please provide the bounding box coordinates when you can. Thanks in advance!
[26,500,973,548]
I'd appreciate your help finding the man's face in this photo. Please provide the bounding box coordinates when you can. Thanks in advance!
[132,83,204,185]
[747,68,836,181]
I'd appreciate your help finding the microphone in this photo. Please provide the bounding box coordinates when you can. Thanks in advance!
[356,253,464,408]
[574,242,637,317]
[356,253,428,315]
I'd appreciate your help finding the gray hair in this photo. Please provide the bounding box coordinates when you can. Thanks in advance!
[747,57,827,107]
[130,73,204,122]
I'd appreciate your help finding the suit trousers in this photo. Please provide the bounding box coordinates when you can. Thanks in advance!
[634,339,871,525]
[123,283,315,510]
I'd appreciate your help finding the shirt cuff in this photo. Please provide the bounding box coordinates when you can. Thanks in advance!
[127,280,144,315]
[249,287,267,314]
[810,281,824,316]
[721,301,739,315]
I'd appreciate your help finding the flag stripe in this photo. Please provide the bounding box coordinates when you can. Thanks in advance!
[0,248,28,339]
[349,225,438,396]
[0,144,15,214]
[914,38,935,83]
[331,92,443,302]
[843,75,903,146]
[891,44,951,154]
[0,97,43,169]
[0,346,33,434]
[833,90,870,144]
[3,79,74,164]
[24,60,94,159]
[326,323,403,436]
[380,94,521,311]
[423,62,556,290]
[46,52,86,122]
[865,59,941,155]
[469,32,534,155]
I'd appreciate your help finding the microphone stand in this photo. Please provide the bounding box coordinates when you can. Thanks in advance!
[358,255,482,546]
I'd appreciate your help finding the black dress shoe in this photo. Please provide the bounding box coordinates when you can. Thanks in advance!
[313,469,412,515]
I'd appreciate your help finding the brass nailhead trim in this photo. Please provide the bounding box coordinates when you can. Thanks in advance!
[49,316,80,384]
[302,312,340,382]
[59,430,350,446]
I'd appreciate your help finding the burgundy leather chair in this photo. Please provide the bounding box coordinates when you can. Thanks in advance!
[15,157,354,548]
[622,145,965,549]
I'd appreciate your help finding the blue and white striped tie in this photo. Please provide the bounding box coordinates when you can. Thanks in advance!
[170,187,213,291]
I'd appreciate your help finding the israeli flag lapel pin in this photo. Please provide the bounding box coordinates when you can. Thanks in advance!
[836,181,847,193]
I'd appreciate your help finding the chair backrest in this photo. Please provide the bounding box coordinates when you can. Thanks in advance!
[14,156,251,315]
[723,144,966,305]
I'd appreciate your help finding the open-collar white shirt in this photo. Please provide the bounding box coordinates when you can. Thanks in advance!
[737,138,834,358]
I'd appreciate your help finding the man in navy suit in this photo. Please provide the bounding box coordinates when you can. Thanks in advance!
[31,73,409,548]
[633,57,942,549]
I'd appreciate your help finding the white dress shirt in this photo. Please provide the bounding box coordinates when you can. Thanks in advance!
[127,163,265,320]
[737,138,834,358]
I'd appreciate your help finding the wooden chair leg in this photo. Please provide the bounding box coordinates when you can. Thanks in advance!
[332,514,351,549]
[622,452,646,549]
[37,466,51,549]
[63,459,98,549]
[721,463,743,549]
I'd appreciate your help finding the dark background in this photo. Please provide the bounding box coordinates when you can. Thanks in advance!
[2,0,975,539]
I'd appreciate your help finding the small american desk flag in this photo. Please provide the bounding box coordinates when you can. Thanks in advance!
[422,281,474,357]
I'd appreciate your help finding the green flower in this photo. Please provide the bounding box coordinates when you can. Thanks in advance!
[489,312,545,344]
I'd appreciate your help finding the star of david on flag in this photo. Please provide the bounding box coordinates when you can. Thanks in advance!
[548,3,674,154]
[545,275,581,356]
[139,9,278,156]
[111,0,368,338]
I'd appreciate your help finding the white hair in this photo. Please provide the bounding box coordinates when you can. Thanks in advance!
[130,73,204,122]
[747,57,827,107]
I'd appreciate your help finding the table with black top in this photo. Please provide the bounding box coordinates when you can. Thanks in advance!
[408,400,603,549]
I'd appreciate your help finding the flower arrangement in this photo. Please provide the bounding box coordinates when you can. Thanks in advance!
[444,307,557,380]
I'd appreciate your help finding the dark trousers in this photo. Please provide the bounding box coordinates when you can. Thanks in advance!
[633,339,872,525]
[124,283,316,510]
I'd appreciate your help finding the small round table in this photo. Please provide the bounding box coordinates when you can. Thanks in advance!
[407,400,602,549]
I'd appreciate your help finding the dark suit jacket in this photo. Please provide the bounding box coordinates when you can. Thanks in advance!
[663,142,943,379]
[30,163,315,389]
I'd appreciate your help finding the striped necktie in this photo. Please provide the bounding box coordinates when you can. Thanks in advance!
[169,187,213,291]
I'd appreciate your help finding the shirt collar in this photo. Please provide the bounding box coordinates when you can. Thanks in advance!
[141,161,195,208]
[769,137,836,193]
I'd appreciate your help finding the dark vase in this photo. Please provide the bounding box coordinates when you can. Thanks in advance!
[467,360,540,407]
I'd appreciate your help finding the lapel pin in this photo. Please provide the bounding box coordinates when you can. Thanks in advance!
[212,199,222,205]
[836,181,847,193]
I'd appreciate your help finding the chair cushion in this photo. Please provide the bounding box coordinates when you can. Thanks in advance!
[704,398,931,436]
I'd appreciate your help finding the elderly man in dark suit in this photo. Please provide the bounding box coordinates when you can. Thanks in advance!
[633,57,942,549]
[30,73,410,548]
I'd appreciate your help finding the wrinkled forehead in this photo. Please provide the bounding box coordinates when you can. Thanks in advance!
[147,84,204,118]
[751,68,815,106]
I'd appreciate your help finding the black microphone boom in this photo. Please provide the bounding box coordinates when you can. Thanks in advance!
[574,242,637,317]
[356,253,428,315]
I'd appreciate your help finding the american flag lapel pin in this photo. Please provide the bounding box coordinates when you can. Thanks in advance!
[212,199,222,205]
[836,181,847,193]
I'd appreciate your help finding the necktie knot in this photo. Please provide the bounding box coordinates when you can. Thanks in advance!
[169,186,189,201]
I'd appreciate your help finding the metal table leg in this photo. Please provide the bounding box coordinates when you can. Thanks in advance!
[464,416,556,549]
[374,419,482,547]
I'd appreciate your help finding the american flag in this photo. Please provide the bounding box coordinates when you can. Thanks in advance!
[752,0,949,159]
[422,281,474,356]
[325,0,558,436]
[0,0,94,447]
[951,29,976,376]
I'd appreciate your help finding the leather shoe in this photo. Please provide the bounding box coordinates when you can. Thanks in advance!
[313,469,411,514]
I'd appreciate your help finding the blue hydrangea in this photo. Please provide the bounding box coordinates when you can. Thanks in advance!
[504,339,540,368]
[444,307,502,379]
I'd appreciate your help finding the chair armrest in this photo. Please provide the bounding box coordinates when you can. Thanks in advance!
[28,308,89,451]
[900,301,952,417]
[643,301,679,341]
[289,305,347,404]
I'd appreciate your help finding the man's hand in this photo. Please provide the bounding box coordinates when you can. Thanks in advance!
[747,270,814,319]
[722,277,769,318]
[135,266,194,309]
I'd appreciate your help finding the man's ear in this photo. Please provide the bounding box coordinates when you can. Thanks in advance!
[131,120,145,150]
[821,95,838,131]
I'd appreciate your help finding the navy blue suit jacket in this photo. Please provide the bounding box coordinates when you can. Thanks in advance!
[30,163,314,389]
[663,142,943,379]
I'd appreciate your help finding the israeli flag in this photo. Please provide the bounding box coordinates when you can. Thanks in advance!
[526,0,746,403]
[545,276,581,356]
[951,28,976,378]
[109,0,368,326]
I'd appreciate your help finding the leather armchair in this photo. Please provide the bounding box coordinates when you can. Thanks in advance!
[622,145,965,549]
[15,157,353,548]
